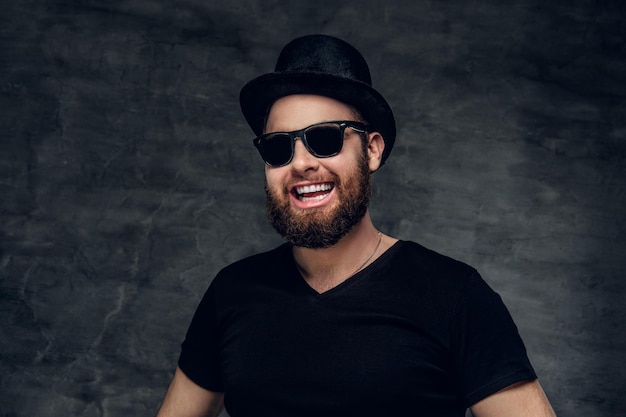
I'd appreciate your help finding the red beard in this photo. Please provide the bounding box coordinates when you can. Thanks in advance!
[265,154,372,249]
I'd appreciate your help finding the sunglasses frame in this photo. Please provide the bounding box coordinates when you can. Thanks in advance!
[253,120,369,167]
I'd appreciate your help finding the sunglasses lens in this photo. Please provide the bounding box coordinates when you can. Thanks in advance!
[255,122,351,167]
[305,124,343,157]
[259,133,293,166]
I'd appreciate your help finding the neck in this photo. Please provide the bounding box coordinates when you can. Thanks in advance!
[292,211,394,293]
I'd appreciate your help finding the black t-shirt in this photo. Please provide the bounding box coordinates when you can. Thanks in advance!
[179,241,536,417]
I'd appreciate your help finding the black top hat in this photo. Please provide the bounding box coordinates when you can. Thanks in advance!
[239,34,396,164]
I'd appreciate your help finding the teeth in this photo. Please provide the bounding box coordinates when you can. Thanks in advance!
[301,194,328,202]
[295,183,332,195]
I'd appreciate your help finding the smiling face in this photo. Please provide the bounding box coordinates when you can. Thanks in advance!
[263,94,375,248]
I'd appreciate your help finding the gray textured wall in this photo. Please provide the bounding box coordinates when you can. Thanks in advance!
[1,1,625,416]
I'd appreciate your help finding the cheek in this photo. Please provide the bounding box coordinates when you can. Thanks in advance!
[329,151,365,178]
[264,166,277,184]
[264,168,288,193]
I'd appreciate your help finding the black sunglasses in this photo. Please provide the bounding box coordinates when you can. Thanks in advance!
[253,120,369,167]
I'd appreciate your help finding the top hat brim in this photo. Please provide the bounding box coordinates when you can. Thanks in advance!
[240,71,396,164]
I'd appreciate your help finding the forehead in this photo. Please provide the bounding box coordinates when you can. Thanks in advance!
[265,94,359,133]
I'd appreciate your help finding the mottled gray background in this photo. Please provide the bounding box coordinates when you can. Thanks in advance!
[1,0,625,416]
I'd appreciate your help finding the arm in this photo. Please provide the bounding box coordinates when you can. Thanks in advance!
[470,380,556,417]
[156,366,225,417]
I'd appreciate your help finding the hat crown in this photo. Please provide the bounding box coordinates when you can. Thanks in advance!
[275,35,372,86]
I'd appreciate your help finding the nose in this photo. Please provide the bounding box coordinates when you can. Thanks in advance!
[290,137,319,172]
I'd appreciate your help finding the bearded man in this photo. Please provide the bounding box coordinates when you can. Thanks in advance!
[156,34,556,417]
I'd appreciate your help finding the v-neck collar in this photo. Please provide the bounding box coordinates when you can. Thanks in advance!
[287,240,404,299]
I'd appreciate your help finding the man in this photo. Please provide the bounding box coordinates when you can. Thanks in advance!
[157,35,556,417]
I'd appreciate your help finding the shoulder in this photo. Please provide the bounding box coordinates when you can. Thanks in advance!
[391,240,478,281]
[368,240,489,312]
[387,241,506,310]
[210,243,292,290]
[222,243,290,272]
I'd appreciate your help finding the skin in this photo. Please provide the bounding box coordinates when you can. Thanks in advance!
[156,367,224,417]
[470,380,556,417]
[263,94,395,293]
[156,94,557,417]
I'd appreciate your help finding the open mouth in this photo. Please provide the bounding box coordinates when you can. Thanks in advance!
[292,182,334,202]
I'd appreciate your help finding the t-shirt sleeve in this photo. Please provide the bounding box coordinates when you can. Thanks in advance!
[449,272,537,407]
[177,281,224,392]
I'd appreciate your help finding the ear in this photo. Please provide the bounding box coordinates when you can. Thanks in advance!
[366,132,385,172]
